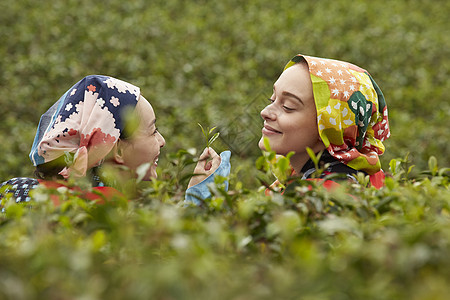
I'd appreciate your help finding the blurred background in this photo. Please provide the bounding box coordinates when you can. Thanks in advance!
[1,0,449,184]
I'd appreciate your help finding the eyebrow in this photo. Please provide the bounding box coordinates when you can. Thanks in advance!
[274,86,304,105]
[282,91,304,105]
[149,118,156,128]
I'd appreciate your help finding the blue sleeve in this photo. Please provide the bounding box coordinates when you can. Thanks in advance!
[185,151,231,205]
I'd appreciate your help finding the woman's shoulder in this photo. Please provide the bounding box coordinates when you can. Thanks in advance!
[301,151,363,181]
[36,180,125,204]
[1,177,123,206]
[0,177,40,203]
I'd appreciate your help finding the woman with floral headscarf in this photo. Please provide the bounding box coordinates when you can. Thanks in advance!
[259,54,390,189]
[0,75,230,206]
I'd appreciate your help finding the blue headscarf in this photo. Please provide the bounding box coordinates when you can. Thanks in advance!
[29,75,141,178]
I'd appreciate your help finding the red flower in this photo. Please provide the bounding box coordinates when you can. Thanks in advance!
[87,84,96,92]
[68,129,77,136]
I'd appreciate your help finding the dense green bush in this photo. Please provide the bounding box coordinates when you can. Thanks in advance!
[1,150,449,299]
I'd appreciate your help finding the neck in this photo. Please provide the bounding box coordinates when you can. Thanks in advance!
[290,145,327,174]
[290,153,312,175]
[98,161,136,187]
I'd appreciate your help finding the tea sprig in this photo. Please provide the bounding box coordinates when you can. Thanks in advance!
[198,123,220,148]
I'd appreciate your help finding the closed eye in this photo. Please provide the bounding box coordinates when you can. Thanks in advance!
[283,106,295,111]
[268,98,294,111]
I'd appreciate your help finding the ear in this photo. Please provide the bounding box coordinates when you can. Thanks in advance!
[112,140,125,164]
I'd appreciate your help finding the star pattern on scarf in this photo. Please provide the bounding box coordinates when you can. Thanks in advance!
[308,58,361,102]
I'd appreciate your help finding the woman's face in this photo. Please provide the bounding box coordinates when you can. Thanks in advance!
[119,97,165,180]
[258,63,325,171]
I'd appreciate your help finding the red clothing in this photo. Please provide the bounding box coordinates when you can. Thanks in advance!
[264,159,386,196]
[38,180,123,206]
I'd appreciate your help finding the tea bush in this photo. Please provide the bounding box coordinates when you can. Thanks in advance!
[0,151,449,299]
[0,0,449,181]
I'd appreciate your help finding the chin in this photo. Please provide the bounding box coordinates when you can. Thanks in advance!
[150,169,158,179]
[258,137,266,150]
[141,171,157,181]
[259,136,278,152]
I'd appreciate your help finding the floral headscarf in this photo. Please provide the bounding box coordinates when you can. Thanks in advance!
[29,75,141,178]
[284,54,390,175]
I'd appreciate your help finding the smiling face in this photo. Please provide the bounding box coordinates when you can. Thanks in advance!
[119,96,165,180]
[258,62,325,172]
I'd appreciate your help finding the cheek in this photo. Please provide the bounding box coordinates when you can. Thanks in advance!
[280,115,308,134]
[144,136,160,157]
[281,114,319,143]
[129,137,158,164]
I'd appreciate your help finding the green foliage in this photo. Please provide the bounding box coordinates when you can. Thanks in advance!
[256,137,295,187]
[197,123,220,149]
[1,151,449,299]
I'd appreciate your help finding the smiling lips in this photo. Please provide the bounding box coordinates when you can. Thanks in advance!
[262,124,282,135]
[153,154,160,166]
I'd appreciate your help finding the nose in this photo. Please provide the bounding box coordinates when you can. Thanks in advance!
[157,132,166,148]
[260,103,277,121]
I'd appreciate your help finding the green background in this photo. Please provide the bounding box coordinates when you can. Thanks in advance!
[1,0,449,180]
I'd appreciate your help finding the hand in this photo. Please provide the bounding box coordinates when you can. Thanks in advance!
[188,147,221,188]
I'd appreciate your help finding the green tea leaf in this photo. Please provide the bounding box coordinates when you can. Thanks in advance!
[263,137,272,152]
[207,132,220,147]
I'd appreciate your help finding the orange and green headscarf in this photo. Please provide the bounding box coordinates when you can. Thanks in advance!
[285,54,390,175]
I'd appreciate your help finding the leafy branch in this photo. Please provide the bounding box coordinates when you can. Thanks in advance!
[198,123,220,148]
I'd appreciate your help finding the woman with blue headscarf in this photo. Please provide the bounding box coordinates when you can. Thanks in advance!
[1,75,230,205]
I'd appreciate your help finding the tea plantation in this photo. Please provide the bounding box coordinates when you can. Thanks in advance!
[1,0,449,299]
